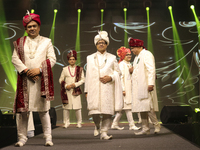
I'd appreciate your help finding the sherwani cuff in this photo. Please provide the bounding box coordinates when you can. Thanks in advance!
[65,84,68,90]
[19,67,28,75]
[74,82,78,87]
[110,74,115,83]
[148,81,155,86]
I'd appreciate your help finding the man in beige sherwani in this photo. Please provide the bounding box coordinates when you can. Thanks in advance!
[129,38,160,135]
[12,11,56,146]
[59,50,85,128]
[85,31,123,140]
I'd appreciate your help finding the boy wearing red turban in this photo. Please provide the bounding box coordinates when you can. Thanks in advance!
[111,46,141,131]
[59,50,85,129]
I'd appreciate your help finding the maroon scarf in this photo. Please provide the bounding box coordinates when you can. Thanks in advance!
[73,66,83,96]
[60,66,83,104]
[13,36,54,113]
[61,81,68,104]
[41,59,54,101]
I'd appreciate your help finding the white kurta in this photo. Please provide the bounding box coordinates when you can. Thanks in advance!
[119,60,132,110]
[85,51,122,116]
[12,35,56,112]
[59,65,85,110]
[132,49,159,112]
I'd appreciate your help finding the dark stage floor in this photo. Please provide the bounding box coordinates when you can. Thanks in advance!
[1,123,200,150]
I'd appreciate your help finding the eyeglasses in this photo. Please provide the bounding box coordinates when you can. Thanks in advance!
[97,42,106,45]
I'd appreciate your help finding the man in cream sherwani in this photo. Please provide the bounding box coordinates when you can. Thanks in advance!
[129,38,160,135]
[12,11,56,146]
[85,31,123,140]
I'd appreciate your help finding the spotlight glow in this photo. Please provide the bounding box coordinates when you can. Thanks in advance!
[31,9,35,13]
[190,5,194,9]
[78,9,81,13]
[123,8,127,12]
[54,9,58,13]
[195,108,200,113]
[146,7,149,11]
[101,9,104,12]
[168,6,172,10]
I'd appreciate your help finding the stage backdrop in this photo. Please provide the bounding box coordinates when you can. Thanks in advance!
[0,0,199,124]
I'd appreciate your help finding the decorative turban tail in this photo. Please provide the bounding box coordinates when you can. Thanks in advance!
[67,50,77,60]
[23,10,41,27]
[128,38,146,49]
[94,31,109,46]
[117,46,131,63]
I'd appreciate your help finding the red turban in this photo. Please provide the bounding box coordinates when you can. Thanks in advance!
[23,11,41,27]
[117,46,131,63]
[128,38,146,49]
[67,50,77,60]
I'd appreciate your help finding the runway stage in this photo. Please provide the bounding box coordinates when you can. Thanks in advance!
[1,123,200,150]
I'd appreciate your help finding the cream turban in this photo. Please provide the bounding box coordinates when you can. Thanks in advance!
[94,31,109,46]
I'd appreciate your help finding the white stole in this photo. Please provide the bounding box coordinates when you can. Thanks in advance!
[134,50,149,100]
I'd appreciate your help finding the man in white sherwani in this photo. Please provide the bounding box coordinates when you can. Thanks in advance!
[85,31,123,140]
[111,46,141,131]
[12,11,56,146]
[129,38,160,135]
[59,50,85,128]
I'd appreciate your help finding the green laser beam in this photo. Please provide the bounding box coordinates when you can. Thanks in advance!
[146,7,154,53]
[49,10,57,45]
[124,9,128,47]
[191,6,200,42]
[101,9,104,31]
[0,0,17,91]
[75,9,81,65]
[169,7,196,101]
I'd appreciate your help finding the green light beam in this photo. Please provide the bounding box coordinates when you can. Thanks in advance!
[75,9,81,65]
[49,9,57,45]
[123,8,128,47]
[169,7,195,101]
[23,31,28,36]
[146,7,154,53]
[101,9,104,31]
[0,0,17,91]
[190,5,200,42]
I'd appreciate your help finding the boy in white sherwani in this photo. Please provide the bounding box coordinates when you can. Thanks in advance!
[59,50,85,128]
[111,46,141,131]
